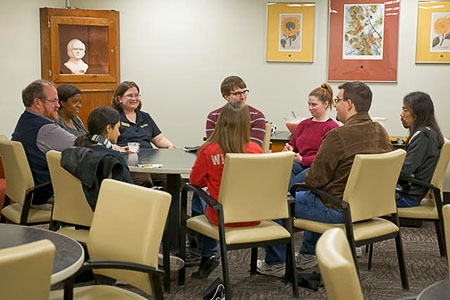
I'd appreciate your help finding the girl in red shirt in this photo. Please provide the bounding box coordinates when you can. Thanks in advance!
[189,101,263,278]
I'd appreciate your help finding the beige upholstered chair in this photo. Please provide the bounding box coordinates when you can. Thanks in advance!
[0,135,52,225]
[183,152,298,298]
[0,239,55,300]
[397,138,450,257]
[444,204,450,276]
[291,149,409,289]
[317,228,364,300]
[47,150,93,244]
[50,179,171,300]
[261,123,272,153]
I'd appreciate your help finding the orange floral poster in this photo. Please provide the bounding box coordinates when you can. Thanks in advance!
[328,0,400,82]
[416,1,450,63]
[266,2,315,62]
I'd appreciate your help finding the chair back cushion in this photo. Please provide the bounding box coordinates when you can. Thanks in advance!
[88,179,171,295]
[218,152,294,224]
[0,239,55,300]
[46,150,93,227]
[431,138,450,199]
[343,149,406,222]
[317,228,364,300]
[0,135,34,205]
[443,204,450,276]
[261,123,272,153]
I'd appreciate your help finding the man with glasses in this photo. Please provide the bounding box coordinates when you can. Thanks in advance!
[189,76,266,279]
[206,76,266,146]
[12,80,76,208]
[258,81,393,278]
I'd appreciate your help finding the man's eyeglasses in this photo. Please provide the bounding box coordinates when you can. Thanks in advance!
[229,90,249,97]
[334,96,348,104]
[41,98,59,105]
[123,94,141,99]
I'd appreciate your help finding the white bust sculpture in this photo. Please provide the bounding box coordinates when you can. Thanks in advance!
[64,39,89,74]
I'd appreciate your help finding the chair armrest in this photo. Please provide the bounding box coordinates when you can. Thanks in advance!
[63,259,165,300]
[399,175,439,192]
[183,183,222,211]
[26,181,52,194]
[81,259,165,275]
[290,183,344,209]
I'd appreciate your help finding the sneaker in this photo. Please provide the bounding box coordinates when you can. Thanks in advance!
[297,253,317,270]
[356,246,363,258]
[191,255,220,278]
[256,260,285,278]
[158,253,185,272]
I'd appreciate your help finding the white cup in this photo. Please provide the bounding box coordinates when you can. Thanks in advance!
[128,142,140,153]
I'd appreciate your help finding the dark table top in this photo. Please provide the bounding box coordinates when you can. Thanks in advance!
[0,223,84,284]
[124,148,197,174]
[417,278,450,300]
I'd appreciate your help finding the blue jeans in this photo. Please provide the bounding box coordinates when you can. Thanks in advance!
[264,219,287,265]
[295,190,344,255]
[288,162,309,191]
[396,192,420,208]
[191,192,218,257]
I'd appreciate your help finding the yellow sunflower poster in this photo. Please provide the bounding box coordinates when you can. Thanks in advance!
[266,2,315,62]
[416,1,450,63]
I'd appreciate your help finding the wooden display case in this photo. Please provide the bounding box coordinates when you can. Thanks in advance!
[40,8,120,124]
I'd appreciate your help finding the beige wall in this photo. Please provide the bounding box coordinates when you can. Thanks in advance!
[1,0,449,188]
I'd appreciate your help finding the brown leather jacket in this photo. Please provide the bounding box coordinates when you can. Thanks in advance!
[305,112,393,209]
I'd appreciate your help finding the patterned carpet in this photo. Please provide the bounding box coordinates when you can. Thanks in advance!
[164,221,448,299]
[50,220,449,299]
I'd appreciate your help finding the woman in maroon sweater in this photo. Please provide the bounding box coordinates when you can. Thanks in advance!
[284,83,338,190]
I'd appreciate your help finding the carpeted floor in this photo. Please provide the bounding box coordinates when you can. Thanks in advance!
[52,220,448,299]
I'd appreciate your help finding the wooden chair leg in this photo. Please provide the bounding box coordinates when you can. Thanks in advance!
[434,220,447,257]
[287,241,299,297]
[368,243,373,271]
[219,240,231,299]
[250,248,258,275]
[394,233,409,290]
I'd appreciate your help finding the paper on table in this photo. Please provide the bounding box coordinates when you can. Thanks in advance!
[137,164,163,168]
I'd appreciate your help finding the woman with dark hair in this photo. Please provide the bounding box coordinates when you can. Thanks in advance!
[189,101,263,278]
[397,91,444,207]
[284,83,338,190]
[74,106,133,185]
[112,81,174,149]
[57,84,87,137]
[112,81,174,187]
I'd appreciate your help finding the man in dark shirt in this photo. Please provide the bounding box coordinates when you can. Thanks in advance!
[12,80,76,207]
[258,81,393,277]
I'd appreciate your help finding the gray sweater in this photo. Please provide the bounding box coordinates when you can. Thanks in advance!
[398,127,441,202]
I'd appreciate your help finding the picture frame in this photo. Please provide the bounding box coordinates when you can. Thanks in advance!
[40,8,119,84]
[266,2,315,62]
[327,0,400,82]
[416,1,450,63]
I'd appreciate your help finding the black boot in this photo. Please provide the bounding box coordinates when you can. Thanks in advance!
[191,255,219,278]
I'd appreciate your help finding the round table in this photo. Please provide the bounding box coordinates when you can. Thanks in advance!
[0,223,84,284]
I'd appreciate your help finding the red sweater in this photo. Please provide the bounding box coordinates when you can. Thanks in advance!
[190,142,263,226]
[289,118,338,167]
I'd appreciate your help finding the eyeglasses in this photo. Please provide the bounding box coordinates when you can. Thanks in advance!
[334,96,348,104]
[41,98,59,105]
[123,94,141,99]
[229,90,249,97]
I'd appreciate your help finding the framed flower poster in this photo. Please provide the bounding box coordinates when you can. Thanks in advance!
[328,0,400,82]
[416,1,450,63]
[266,2,315,62]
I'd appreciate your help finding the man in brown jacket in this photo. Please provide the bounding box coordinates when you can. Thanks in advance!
[258,81,393,277]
